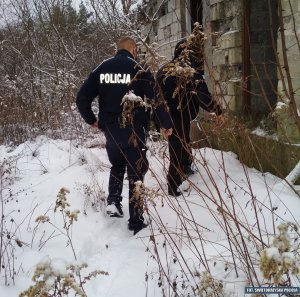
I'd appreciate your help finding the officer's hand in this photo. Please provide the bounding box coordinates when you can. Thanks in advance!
[162,128,173,137]
[90,121,98,128]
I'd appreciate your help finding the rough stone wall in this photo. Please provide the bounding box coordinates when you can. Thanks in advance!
[276,0,300,142]
[203,0,279,117]
[142,0,186,61]
[278,0,300,108]
[202,0,243,111]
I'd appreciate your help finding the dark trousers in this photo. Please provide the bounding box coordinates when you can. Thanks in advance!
[104,122,148,225]
[167,115,192,191]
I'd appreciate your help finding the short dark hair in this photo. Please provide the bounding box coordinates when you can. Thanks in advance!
[174,38,187,59]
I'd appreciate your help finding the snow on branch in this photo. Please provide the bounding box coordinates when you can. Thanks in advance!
[120,90,151,128]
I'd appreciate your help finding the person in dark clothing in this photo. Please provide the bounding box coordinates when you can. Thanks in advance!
[156,39,224,197]
[76,37,172,234]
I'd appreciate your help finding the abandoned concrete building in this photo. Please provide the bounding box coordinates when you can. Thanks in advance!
[140,0,300,144]
[138,0,300,183]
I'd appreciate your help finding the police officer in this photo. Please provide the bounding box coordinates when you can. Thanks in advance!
[76,37,172,234]
[156,39,223,197]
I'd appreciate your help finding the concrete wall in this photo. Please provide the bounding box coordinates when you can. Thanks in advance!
[202,0,243,111]
[278,0,300,108]
[202,0,279,116]
[276,0,300,142]
[141,0,185,61]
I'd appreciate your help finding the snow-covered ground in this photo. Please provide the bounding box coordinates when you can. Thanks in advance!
[0,135,299,296]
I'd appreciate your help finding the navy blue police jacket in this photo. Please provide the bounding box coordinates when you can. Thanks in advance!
[156,59,222,122]
[76,49,172,131]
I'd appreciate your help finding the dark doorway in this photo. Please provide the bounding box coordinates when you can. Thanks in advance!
[190,0,203,27]
[244,0,279,119]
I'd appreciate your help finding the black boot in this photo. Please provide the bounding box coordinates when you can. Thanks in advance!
[106,201,123,217]
[168,186,181,197]
[183,165,195,176]
[128,221,148,235]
